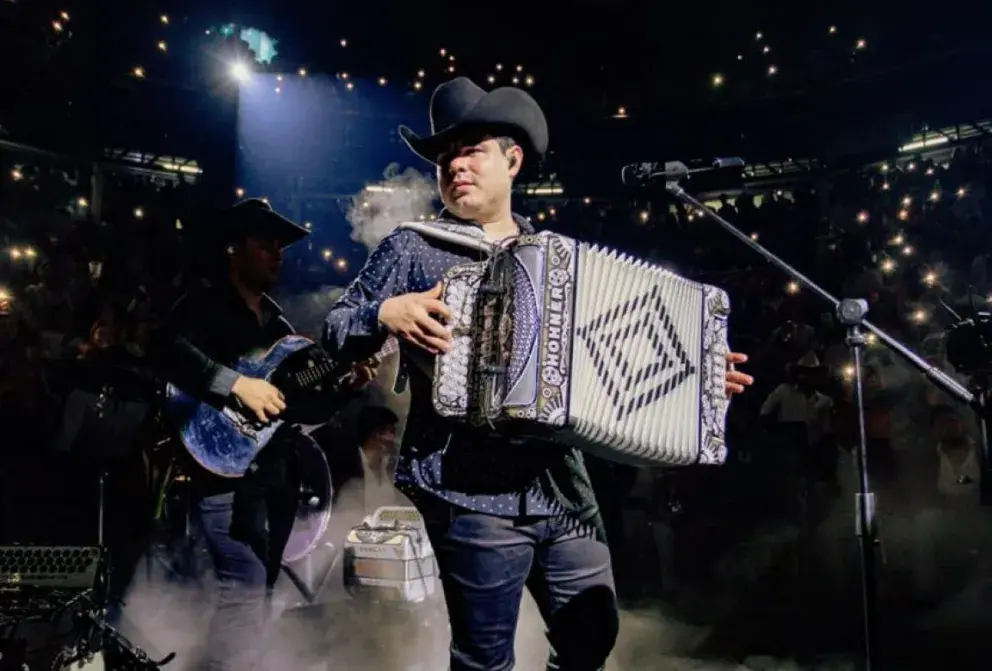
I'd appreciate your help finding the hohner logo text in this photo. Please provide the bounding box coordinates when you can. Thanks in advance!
[544,285,567,376]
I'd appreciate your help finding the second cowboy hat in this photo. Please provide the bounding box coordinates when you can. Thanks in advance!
[219,198,310,248]
[399,77,549,165]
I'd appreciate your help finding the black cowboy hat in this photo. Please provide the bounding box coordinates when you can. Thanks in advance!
[219,198,309,248]
[399,76,549,165]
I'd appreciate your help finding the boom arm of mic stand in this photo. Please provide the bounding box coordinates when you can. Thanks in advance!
[664,180,977,411]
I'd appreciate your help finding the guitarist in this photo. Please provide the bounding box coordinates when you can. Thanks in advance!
[156,199,373,671]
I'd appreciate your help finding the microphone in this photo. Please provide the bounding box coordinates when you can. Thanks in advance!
[621,157,745,186]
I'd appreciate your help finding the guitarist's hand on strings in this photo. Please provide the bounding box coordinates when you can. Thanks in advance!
[378,283,452,355]
[231,376,286,423]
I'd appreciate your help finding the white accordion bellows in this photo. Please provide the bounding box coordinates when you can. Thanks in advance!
[432,230,732,467]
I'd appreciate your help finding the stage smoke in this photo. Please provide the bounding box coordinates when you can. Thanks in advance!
[346,164,437,251]
[272,284,346,339]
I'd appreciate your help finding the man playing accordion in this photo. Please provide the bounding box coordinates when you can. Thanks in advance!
[322,76,753,671]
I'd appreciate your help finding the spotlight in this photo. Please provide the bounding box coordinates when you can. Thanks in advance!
[231,62,251,83]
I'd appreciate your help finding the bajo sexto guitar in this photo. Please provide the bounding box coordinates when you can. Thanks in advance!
[165,335,398,477]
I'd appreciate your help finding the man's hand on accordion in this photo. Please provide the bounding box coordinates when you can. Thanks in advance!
[725,352,754,397]
[378,283,453,355]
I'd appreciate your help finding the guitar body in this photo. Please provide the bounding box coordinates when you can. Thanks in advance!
[165,335,320,477]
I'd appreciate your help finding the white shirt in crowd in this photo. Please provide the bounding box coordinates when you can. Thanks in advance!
[760,383,835,444]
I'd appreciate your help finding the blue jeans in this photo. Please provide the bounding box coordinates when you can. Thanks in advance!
[420,497,619,671]
[196,492,267,671]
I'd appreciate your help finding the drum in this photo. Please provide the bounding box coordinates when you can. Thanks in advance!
[283,440,333,563]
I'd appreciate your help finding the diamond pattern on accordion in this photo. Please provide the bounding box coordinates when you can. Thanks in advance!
[575,284,697,421]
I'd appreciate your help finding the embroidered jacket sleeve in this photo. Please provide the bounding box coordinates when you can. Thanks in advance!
[322,230,417,362]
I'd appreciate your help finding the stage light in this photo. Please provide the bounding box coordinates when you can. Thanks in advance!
[10,168,22,181]
[132,66,145,78]
[786,281,800,295]
[880,258,896,274]
[231,62,251,82]
[855,38,867,50]
[157,41,167,53]
[856,210,869,223]
[340,39,347,47]
[495,63,503,71]
[711,73,724,86]
[922,271,938,287]
[767,65,777,75]
[957,187,967,197]
[235,187,245,197]
[160,15,170,25]
[525,75,535,86]
[828,26,837,34]
[487,75,496,84]
[322,249,332,260]
[133,207,144,219]
[901,196,911,207]
[298,67,307,77]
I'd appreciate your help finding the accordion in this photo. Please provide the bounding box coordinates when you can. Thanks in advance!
[431,230,732,467]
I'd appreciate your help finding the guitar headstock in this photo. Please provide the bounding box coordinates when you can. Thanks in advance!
[368,336,400,365]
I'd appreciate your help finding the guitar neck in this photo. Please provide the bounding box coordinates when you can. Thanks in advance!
[291,337,398,393]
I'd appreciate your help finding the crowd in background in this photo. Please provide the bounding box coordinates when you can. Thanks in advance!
[2,136,992,659]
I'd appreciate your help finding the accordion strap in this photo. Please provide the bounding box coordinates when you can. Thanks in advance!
[398,221,497,255]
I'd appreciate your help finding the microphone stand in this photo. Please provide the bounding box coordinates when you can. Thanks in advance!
[658,173,981,671]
